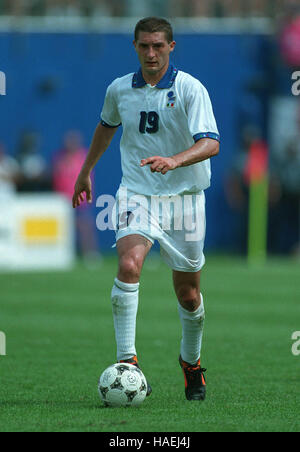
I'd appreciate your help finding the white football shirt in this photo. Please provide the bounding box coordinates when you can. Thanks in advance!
[101,64,220,196]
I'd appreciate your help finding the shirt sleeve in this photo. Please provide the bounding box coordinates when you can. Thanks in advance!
[185,79,220,143]
[100,81,122,128]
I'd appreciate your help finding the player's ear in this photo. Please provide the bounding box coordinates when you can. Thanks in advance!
[133,40,137,51]
[169,41,176,53]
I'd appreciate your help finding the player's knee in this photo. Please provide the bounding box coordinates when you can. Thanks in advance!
[177,286,200,312]
[118,255,142,282]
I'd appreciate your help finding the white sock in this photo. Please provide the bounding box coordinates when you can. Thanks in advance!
[111,278,139,362]
[178,293,205,365]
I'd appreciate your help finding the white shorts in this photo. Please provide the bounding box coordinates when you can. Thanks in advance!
[113,186,206,273]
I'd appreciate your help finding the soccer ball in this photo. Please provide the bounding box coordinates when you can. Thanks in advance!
[98,363,148,407]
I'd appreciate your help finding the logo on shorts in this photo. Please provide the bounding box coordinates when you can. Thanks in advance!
[117,210,135,230]
[166,91,176,108]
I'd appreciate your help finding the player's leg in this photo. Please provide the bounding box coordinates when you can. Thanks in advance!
[173,269,205,364]
[116,234,152,284]
[111,234,152,361]
[111,234,153,395]
[173,269,207,401]
[157,191,207,399]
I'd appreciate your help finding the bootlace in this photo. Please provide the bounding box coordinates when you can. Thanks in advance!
[185,365,207,382]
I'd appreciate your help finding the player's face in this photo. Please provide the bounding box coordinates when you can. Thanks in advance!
[134,32,175,77]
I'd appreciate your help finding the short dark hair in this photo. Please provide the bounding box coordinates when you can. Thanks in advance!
[134,17,173,43]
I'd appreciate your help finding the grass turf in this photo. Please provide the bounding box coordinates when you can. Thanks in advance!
[0,254,299,432]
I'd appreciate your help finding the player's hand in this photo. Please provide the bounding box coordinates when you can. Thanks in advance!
[140,156,178,175]
[72,172,92,208]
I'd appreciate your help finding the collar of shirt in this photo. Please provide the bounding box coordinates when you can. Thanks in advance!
[132,63,178,89]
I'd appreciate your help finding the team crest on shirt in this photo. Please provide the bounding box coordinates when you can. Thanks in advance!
[166,90,176,108]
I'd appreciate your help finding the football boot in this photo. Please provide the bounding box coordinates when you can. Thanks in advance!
[179,355,206,401]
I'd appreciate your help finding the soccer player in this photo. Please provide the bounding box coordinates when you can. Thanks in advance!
[72,17,220,401]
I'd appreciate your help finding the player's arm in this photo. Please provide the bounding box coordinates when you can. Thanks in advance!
[72,123,117,208]
[140,138,219,175]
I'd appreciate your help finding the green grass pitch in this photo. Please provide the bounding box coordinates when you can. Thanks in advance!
[0,254,299,432]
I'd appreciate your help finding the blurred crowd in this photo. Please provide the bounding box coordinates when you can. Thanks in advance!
[0,0,298,18]
[225,124,300,257]
[223,0,300,257]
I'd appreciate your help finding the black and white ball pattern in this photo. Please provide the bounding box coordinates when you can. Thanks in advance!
[98,363,147,407]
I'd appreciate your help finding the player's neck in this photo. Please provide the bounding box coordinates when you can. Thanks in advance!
[141,62,169,87]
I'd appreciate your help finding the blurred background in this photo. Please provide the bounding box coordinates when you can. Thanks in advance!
[0,0,300,270]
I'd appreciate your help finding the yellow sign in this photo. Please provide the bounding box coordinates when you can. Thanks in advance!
[22,218,59,244]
